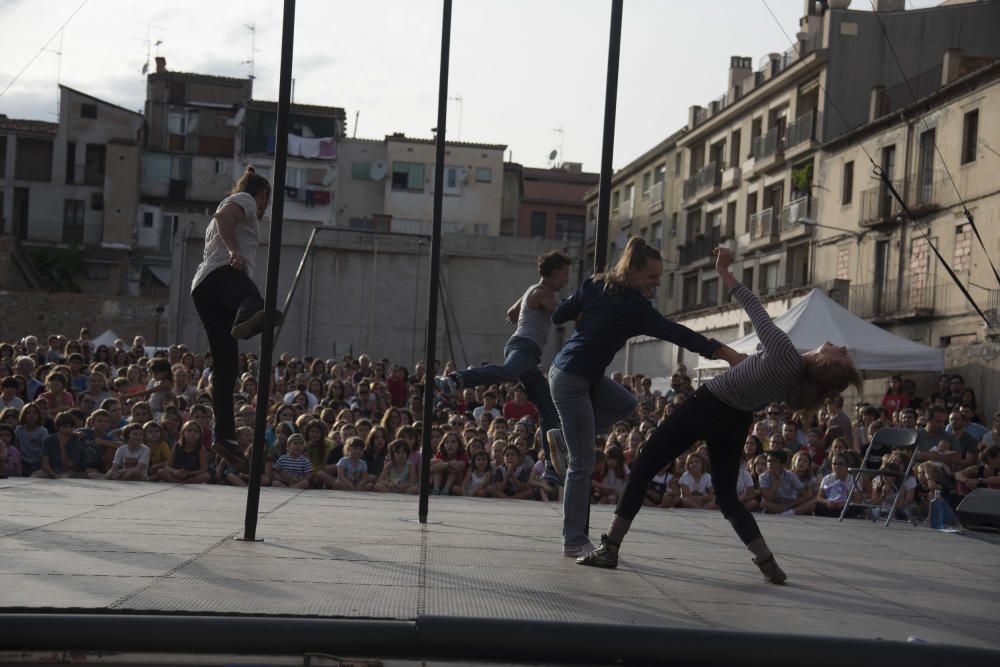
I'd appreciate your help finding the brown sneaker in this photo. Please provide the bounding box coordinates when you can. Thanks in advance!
[211,439,249,474]
[753,554,787,585]
[231,309,283,340]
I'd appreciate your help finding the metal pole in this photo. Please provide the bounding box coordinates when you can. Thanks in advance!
[243,0,296,541]
[418,0,452,523]
[584,0,624,539]
[593,0,623,273]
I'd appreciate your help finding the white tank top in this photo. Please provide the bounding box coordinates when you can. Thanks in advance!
[190,192,260,293]
[512,283,551,350]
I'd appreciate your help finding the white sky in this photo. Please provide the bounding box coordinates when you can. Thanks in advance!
[0,0,940,171]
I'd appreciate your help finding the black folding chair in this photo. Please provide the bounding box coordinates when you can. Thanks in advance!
[839,427,919,526]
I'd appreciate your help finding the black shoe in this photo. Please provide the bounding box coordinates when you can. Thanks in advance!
[231,308,283,339]
[577,534,619,569]
[211,439,249,474]
[753,554,787,585]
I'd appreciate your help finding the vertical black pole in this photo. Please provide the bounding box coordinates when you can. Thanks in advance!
[243,0,296,541]
[594,0,623,273]
[584,0,623,539]
[418,0,452,523]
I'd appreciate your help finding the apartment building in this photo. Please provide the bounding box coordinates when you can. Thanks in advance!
[1,85,141,295]
[139,57,253,297]
[582,0,1000,375]
[582,129,686,314]
[235,99,346,229]
[817,57,1000,348]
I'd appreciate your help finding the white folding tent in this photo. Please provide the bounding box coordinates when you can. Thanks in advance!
[699,288,944,373]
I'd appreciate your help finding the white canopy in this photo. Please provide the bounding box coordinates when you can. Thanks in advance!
[91,329,123,349]
[700,288,944,373]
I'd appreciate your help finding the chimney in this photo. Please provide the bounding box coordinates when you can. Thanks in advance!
[728,56,753,91]
[869,84,886,121]
[875,0,905,11]
[155,56,166,74]
[941,48,963,86]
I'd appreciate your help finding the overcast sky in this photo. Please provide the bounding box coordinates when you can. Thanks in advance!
[1,0,940,171]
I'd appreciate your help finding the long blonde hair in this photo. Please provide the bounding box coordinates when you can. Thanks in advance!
[593,236,661,291]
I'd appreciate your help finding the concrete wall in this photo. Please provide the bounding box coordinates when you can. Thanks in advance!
[0,287,168,346]
[335,139,389,226]
[168,226,566,365]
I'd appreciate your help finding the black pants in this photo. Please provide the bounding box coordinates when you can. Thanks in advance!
[192,266,264,443]
[616,385,762,546]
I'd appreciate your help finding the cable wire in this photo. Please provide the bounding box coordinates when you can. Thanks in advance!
[868,0,1000,289]
[0,0,90,100]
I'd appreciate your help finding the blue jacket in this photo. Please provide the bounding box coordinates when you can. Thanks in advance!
[552,277,721,385]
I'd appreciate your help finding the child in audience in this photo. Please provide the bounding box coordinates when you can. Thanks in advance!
[791,451,819,499]
[143,420,172,479]
[645,457,680,508]
[430,431,468,495]
[75,409,119,478]
[272,434,312,489]
[35,411,83,479]
[364,426,390,488]
[106,423,150,481]
[15,402,48,476]
[489,444,532,499]
[462,450,494,498]
[598,445,629,505]
[815,453,862,518]
[0,424,21,477]
[155,419,210,484]
[222,426,255,486]
[679,453,716,509]
[760,449,814,515]
[374,439,417,494]
[334,436,369,491]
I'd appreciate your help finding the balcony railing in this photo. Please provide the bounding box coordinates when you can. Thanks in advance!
[849,278,935,320]
[752,126,783,161]
[780,195,813,231]
[859,180,903,225]
[909,169,950,211]
[649,181,663,208]
[683,162,721,201]
[678,228,723,265]
[786,110,821,149]
[749,207,775,240]
[988,289,1000,329]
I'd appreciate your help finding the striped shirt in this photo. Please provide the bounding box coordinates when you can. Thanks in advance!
[274,454,314,480]
[704,283,804,412]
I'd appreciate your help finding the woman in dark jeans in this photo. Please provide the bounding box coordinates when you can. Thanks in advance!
[579,247,862,584]
[191,167,277,471]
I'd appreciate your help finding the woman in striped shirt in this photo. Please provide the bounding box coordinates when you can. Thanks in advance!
[579,247,861,584]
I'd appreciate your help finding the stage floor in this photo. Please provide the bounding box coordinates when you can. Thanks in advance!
[1,478,997,650]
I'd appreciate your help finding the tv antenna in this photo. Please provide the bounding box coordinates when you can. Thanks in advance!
[137,21,164,75]
[243,23,258,79]
[448,96,463,140]
[42,29,64,117]
[551,127,564,168]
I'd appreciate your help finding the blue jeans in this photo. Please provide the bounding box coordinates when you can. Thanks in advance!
[549,365,637,547]
[456,337,560,459]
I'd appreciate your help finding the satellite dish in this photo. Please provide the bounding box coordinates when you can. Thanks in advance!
[548,149,558,160]
[369,160,387,181]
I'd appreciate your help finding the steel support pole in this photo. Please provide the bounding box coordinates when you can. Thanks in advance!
[243,0,296,541]
[594,0,623,273]
[418,0,453,523]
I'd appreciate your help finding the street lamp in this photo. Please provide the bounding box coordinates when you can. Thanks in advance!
[797,217,865,242]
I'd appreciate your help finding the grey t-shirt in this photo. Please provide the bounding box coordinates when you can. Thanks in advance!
[191,192,259,293]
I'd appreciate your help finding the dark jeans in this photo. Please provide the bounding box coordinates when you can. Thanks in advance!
[616,385,762,547]
[192,266,264,443]
[457,336,561,458]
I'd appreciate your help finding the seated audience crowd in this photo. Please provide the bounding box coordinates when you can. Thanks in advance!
[2,331,997,522]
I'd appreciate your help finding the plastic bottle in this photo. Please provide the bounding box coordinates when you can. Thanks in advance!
[930,489,944,529]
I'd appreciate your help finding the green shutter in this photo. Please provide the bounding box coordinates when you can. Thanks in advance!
[352,161,371,179]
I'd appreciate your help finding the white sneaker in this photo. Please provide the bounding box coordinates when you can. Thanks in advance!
[562,540,595,558]
[434,375,459,396]
[547,429,568,479]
